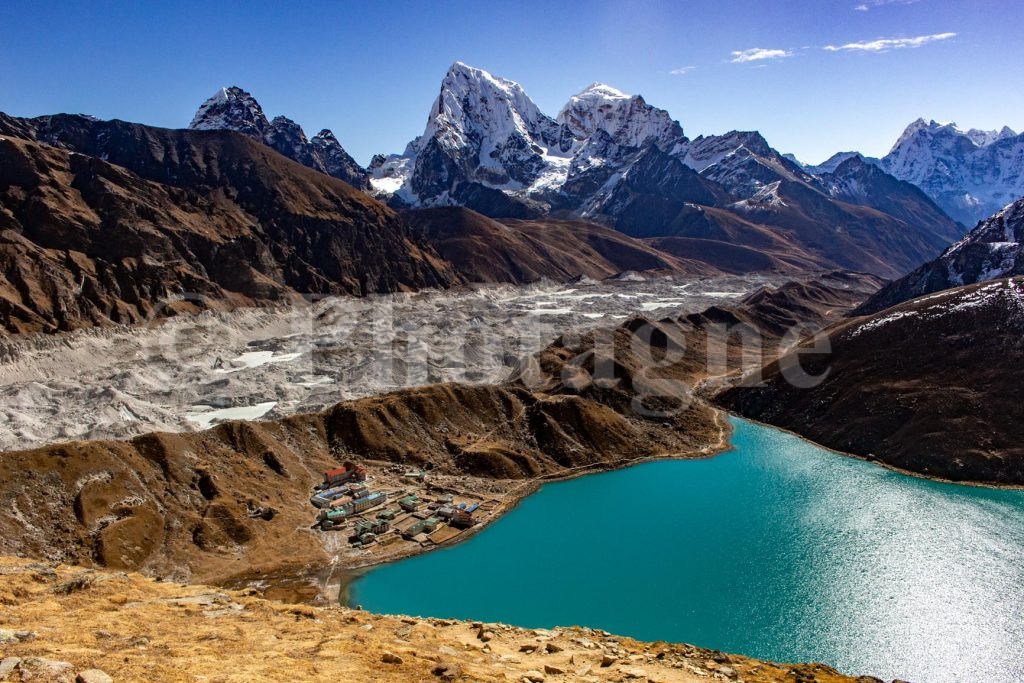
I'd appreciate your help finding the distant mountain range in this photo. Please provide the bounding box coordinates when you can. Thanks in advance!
[179,66,964,280]
[359,64,961,269]
[2,62,1020,335]
[798,119,1023,226]
[358,63,962,278]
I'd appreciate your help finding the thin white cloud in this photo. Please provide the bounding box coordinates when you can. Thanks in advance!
[730,48,792,63]
[824,32,956,52]
[669,66,696,75]
[854,0,922,10]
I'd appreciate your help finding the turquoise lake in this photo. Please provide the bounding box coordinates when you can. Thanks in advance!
[350,417,1024,682]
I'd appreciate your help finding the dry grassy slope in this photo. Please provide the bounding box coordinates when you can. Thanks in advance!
[0,274,880,586]
[0,557,867,683]
[716,277,1024,485]
[644,206,831,275]
[405,206,721,282]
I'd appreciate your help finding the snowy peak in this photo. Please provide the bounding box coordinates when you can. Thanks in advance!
[423,61,558,156]
[557,82,683,151]
[189,86,270,138]
[188,86,367,189]
[880,117,1024,224]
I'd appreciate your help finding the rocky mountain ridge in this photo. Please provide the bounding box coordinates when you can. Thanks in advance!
[857,196,1024,314]
[718,276,1024,485]
[189,86,369,189]
[0,114,455,334]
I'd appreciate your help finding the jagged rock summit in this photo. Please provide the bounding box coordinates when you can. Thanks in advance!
[368,62,695,215]
[189,85,368,189]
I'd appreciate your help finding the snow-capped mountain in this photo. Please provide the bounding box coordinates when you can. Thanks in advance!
[189,86,368,189]
[190,86,269,138]
[804,151,867,175]
[369,62,701,214]
[858,197,1024,314]
[369,63,828,217]
[365,63,961,277]
[859,119,1022,226]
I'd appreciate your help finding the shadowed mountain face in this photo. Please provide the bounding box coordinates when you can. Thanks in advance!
[717,277,1024,485]
[857,197,1024,315]
[0,115,457,334]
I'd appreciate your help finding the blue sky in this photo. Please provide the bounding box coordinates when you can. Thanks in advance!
[2,0,1020,166]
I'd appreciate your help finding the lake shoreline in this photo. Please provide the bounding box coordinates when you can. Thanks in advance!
[348,418,1024,683]
[721,410,1024,491]
[314,405,736,602]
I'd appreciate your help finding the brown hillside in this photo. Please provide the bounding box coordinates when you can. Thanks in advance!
[406,206,719,282]
[0,273,878,584]
[0,118,456,334]
[716,277,1024,485]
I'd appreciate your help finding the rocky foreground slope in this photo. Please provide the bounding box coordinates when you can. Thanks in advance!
[0,274,879,585]
[717,277,1024,485]
[0,556,869,683]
